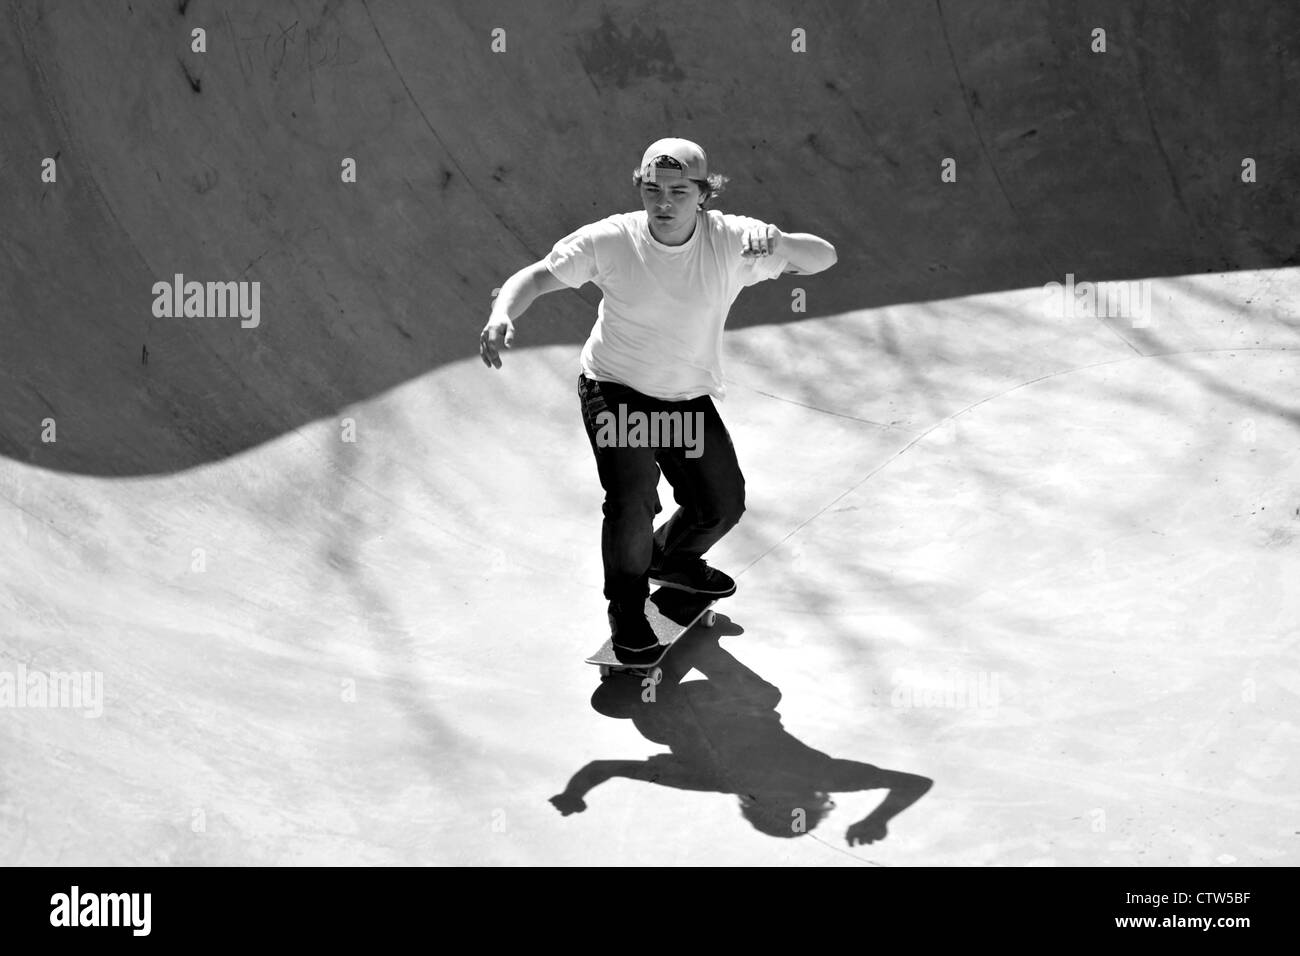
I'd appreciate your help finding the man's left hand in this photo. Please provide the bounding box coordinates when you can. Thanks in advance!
[741,225,781,258]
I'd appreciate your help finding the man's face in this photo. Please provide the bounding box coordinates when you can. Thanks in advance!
[640,173,701,245]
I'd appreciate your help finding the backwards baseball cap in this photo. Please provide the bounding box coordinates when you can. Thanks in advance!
[638,137,708,183]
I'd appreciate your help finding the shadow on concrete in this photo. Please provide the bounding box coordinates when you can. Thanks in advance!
[551,616,933,845]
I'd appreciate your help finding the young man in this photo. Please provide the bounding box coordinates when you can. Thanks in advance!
[481,138,836,658]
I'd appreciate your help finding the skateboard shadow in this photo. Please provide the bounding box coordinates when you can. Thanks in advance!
[552,617,933,845]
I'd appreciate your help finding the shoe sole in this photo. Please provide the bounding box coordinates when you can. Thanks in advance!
[649,575,736,598]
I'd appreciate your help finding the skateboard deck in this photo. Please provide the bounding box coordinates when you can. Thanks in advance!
[586,587,717,679]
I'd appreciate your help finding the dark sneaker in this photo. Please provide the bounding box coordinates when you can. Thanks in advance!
[608,601,659,659]
[649,558,737,598]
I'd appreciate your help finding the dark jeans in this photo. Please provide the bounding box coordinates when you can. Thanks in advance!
[578,374,746,607]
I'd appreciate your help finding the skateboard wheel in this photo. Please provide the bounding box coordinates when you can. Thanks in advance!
[703,610,716,627]
[598,665,611,678]
[648,666,663,685]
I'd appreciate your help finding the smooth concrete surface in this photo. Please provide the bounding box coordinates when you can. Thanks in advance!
[1,2,1298,865]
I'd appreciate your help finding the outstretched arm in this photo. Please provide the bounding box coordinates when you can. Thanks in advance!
[480,260,568,368]
[741,226,837,275]
[844,769,933,846]
[549,760,652,815]
[777,231,838,275]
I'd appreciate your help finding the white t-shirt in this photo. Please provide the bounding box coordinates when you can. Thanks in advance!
[544,210,789,401]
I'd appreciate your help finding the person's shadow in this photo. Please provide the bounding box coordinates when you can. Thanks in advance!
[551,617,932,845]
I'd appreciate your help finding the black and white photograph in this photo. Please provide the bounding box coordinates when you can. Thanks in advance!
[1,0,1296,925]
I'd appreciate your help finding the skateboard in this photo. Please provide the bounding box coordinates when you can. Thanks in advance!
[586,587,717,679]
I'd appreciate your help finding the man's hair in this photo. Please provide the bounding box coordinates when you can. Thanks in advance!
[737,791,835,838]
[632,170,730,208]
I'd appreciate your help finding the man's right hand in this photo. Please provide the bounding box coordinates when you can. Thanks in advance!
[479,314,515,369]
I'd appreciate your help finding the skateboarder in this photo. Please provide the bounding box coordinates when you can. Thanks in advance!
[481,138,836,655]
